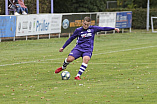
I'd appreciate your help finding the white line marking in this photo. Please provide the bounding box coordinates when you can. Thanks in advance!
[0,58,64,66]
[89,63,157,65]
[0,45,157,66]
[93,45,157,55]
[28,62,157,65]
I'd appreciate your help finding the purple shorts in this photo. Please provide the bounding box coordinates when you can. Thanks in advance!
[69,49,92,59]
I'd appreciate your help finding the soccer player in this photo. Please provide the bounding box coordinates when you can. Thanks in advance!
[55,16,119,80]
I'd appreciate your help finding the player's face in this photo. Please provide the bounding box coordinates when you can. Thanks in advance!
[82,20,91,29]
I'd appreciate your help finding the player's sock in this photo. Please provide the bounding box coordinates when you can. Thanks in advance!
[76,63,88,77]
[62,58,70,69]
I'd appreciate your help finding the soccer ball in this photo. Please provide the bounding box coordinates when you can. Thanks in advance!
[61,71,70,80]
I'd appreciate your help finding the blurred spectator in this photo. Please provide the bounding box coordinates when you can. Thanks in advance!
[17,0,28,14]
[8,0,17,13]
[10,0,28,15]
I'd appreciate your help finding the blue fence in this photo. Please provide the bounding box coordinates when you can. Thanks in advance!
[0,16,16,38]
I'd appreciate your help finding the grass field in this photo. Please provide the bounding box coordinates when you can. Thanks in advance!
[0,31,157,104]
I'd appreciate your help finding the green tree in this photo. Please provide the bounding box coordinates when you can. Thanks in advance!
[150,0,157,8]
[54,0,72,13]
[117,0,136,8]
[133,0,147,8]
[72,0,106,12]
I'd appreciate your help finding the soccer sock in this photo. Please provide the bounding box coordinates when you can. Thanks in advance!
[62,58,70,69]
[76,63,88,77]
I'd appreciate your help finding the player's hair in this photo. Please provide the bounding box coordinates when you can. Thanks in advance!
[84,16,91,22]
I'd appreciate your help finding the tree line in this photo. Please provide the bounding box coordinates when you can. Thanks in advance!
[54,0,157,13]
[0,0,157,15]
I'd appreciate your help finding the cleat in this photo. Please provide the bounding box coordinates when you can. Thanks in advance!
[55,67,63,73]
[75,76,81,80]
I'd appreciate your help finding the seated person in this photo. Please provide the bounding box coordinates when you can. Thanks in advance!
[10,0,28,15]
[8,0,17,12]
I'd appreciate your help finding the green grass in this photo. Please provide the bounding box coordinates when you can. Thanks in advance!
[0,31,157,104]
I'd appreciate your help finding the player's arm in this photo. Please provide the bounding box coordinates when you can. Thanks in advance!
[115,28,120,33]
[93,26,119,33]
[59,37,75,52]
[59,29,78,52]
[59,48,64,52]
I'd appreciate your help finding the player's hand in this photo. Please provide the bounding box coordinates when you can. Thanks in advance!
[59,48,64,52]
[115,28,120,33]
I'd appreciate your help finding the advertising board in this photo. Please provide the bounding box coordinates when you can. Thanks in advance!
[16,14,62,36]
[61,13,96,33]
[116,11,132,28]
[98,12,116,28]
[0,16,16,38]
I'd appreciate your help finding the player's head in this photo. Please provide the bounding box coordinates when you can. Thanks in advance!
[82,16,91,29]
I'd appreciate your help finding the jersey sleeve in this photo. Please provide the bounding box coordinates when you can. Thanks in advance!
[62,29,79,49]
[93,26,115,32]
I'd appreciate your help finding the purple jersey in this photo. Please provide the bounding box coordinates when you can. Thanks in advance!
[62,26,115,52]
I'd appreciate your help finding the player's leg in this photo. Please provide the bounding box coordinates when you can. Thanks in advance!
[75,52,92,80]
[62,55,75,69]
[55,56,75,73]
[82,56,91,64]
[55,49,81,73]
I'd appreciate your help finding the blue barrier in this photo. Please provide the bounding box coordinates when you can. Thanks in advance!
[0,16,16,38]
[116,11,132,29]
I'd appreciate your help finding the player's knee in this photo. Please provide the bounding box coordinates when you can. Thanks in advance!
[83,56,90,64]
[67,56,75,62]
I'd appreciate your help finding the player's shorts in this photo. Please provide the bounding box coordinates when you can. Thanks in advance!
[69,49,92,59]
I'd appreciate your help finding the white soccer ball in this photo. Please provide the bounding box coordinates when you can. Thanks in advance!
[61,71,70,80]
